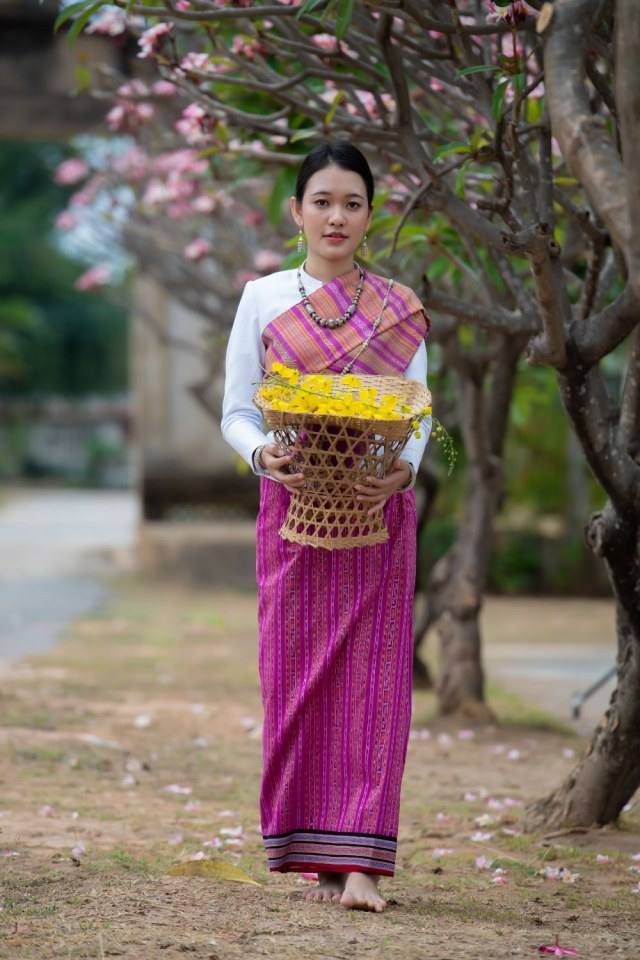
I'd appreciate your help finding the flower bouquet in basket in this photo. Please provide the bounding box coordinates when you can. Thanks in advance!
[254,362,452,550]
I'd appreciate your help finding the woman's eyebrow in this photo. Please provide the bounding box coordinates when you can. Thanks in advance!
[310,190,365,199]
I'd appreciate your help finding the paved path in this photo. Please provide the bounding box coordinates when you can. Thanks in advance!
[481,596,616,735]
[0,487,138,663]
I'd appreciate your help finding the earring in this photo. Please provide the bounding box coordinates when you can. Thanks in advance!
[360,233,369,258]
[297,229,306,254]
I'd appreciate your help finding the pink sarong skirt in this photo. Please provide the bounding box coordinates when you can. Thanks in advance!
[256,476,417,876]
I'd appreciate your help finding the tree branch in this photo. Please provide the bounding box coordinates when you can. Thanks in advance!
[544,0,631,265]
[571,285,640,368]
[615,0,640,302]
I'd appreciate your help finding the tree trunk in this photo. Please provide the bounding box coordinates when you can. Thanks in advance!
[524,503,640,829]
[420,337,521,720]
[413,463,440,689]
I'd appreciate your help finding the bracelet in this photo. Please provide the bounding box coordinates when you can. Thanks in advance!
[252,444,267,473]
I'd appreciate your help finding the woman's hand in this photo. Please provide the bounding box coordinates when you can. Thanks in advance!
[259,443,306,494]
[354,459,411,517]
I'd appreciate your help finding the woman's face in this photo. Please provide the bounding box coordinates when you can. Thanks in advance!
[290,163,372,266]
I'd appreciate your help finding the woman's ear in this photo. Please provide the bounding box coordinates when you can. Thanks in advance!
[289,195,303,229]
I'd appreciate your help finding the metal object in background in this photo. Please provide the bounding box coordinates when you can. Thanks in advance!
[571,665,617,718]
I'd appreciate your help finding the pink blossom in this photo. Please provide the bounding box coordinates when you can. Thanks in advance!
[168,202,194,220]
[151,80,178,97]
[312,33,338,54]
[54,158,89,185]
[55,210,79,230]
[142,178,173,206]
[231,35,263,59]
[596,854,611,863]
[175,103,216,145]
[538,939,579,957]
[180,52,214,73]
[153,149,208,176]
[192,194,217,213]
[176,0,191,8]
[117,79,148,98]
[470,831,493,842]
[475,855,492,870]
[86,9,127,36]
[487,1,537,24]
[430,77,445,93]
[106,100,154,132]
[162,784,192,795]
[112,146,148,181]
[74,264,111,291]
[235,270,259,287]
[184,237,212,261]
[137,22,174,59]
[242,210,264,227]
[38,804,55,817]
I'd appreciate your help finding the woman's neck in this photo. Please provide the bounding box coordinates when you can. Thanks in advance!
[303,253,356,282]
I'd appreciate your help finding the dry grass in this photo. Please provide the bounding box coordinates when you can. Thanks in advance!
[0,578,638,959]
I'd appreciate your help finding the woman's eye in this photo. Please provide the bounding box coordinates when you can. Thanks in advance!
[348,202,361,209]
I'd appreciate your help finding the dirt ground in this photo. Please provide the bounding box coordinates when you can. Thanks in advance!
[0,578,638,960]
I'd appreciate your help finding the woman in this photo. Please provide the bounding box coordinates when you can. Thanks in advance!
[221,141,431,913]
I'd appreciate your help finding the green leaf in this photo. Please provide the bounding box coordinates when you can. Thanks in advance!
[65,0,108,46]
[168,860,261,885]
[433,142,470,162]
[456,64,502,79]
[296,0,327,17]
[289,128,319,144]
[455,160,470,199]
[513,72,525,97]
[323,90,345,126]
[491,78,510,120]
[426,258,450,282]
[54,0,92,32]
[335,0,354,39]
[267,165,297,225]
[73,63,92,94]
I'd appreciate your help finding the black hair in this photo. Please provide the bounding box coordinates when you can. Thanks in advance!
[294,140,374,208]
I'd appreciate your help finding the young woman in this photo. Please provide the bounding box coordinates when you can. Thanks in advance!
[221,141,431,913]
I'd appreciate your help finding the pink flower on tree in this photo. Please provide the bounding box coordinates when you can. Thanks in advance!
[74,264,111,291]
[487,1,536,23]
[55,210,80,230]
[86,9,127,36]
[175,103,216,145]
[106,100,154,133]
[117,79,149,98]
[54,158,89,185]
[254,250,283,272]
[184,237,212,261]
[231,35,264,59]
[137,22,174,59]
[153,149,208,176]
[180,52,214,73]
[312,33,338,54]
[151,80,178,97]
[176,0,191,9]
[112,146,148,181]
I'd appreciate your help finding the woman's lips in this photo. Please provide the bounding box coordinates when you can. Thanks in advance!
[324,234,347,244]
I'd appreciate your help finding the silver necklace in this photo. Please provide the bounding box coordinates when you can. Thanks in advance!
[341,278,394,375]
[297,261,365,328]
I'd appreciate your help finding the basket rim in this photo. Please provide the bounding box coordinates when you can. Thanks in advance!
[254,376,431,426]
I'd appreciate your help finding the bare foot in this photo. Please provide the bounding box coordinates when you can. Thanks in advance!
[339,871,386,913]
[301,871,345,903]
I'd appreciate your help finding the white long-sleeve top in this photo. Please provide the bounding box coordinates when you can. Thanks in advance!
[221,263,432,481]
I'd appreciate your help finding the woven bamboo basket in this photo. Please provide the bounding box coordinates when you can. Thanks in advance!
[254,373,431,550]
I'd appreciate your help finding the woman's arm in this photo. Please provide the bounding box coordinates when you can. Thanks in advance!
[398,339,432,490]
[221,281,272,476]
